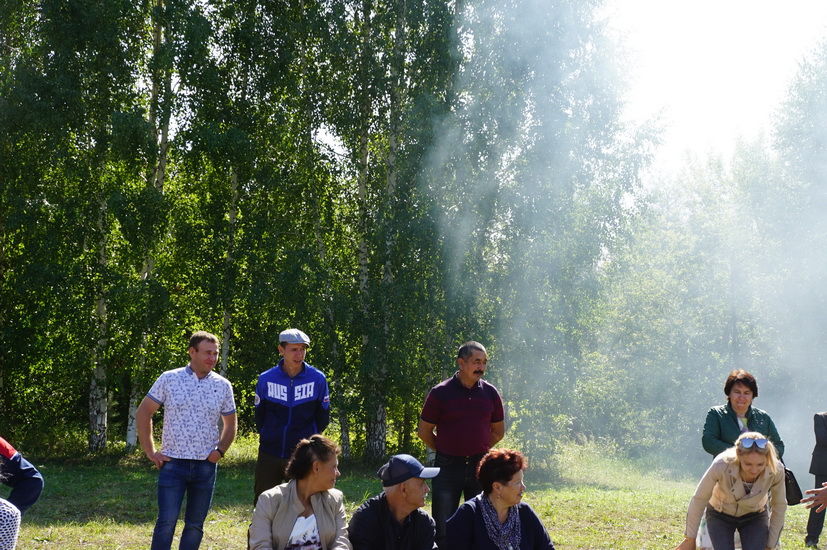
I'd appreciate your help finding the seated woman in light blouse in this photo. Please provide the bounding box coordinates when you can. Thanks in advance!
[249,434,351,550]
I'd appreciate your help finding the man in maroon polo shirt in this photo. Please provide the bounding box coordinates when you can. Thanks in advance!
[417,341,505,549]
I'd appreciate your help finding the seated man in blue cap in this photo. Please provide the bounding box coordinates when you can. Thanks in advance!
[348,454,440,550]
[253,328,331,505]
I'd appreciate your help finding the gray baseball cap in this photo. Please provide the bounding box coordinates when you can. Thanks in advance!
[279,328,310,345]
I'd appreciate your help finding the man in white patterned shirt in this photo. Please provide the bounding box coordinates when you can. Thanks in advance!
[137,331,237,550]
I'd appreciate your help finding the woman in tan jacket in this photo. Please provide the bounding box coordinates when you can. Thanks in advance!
[675,431,786,550]
[249,434,351,550]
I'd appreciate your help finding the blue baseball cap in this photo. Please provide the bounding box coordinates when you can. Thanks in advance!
[279,328,310,346]
[377,454,440,487]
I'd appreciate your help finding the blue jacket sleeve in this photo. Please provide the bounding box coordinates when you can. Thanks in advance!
[316,376,330,433]
[254,376,265,433]
[1,453,44,514]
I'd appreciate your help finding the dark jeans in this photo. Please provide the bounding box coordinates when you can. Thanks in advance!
[432,451,484,549]
[807,475,827,544]
[706,507,769,550]
[253,450,289,506]
[151,458,217,550]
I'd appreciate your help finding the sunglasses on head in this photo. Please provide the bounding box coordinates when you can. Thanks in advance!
[740,437,768,449]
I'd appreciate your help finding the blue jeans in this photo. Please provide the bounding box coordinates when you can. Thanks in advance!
[432,452,484,549]
[151,458,217,550]
[706,507,769,550]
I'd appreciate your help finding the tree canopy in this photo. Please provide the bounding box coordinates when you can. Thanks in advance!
[2,0,825,471]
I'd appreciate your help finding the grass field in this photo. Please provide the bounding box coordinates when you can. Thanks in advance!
[3,437,815,549]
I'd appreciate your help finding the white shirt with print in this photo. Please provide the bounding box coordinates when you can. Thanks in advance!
[147,365,236,459]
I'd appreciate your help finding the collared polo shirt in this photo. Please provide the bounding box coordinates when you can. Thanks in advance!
[147,365,236,459]
[420,374,504,457]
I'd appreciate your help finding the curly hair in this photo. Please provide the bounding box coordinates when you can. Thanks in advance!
[476,448,526,494]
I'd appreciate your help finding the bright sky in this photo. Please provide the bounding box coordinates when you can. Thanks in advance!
[603,0,827,172]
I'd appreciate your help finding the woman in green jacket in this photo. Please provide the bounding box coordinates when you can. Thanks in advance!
[702,369,784,459]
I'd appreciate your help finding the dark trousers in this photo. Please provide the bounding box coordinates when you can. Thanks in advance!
[253,449,289,506]
[432,451,484,550]
[706,507,769,550]
[807,475,827,544]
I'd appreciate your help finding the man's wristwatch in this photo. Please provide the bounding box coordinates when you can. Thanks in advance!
[214,447,225,457]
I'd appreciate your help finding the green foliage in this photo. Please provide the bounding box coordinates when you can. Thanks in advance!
[3,0,822,471]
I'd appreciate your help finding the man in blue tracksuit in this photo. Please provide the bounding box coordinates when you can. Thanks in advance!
[252,328,330,505]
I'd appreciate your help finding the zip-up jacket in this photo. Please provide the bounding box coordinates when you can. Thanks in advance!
[684,452,786,548]
[0,437,44,514]
[702,403,784,458]
[254,360,330,458]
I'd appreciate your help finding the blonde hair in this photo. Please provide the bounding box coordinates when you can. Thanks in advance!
[724,431,779,475]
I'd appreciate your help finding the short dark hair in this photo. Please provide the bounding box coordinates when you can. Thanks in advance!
[458,341,487,360]
[279,341,308,349]
[285,435,340,480]
[724,369,758,398]
[189,331,219,351]
[476,448,526,494]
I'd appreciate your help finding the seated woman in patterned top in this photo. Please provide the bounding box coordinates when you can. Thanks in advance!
[445,448,555,550]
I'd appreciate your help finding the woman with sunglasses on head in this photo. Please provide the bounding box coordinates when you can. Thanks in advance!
[675,432,786,550]
[445,448,555,550]
[248,434,351,550]
[697,370,785,549]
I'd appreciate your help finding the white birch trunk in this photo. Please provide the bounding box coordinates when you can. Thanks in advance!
[220,308,232,378]
[355,0,384,458]
[365,0,406,460]
[126,3,170,448]
[89,199,109,452]
[125,384,141,448]
[219,169,239,378]
[365,403,387,459]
